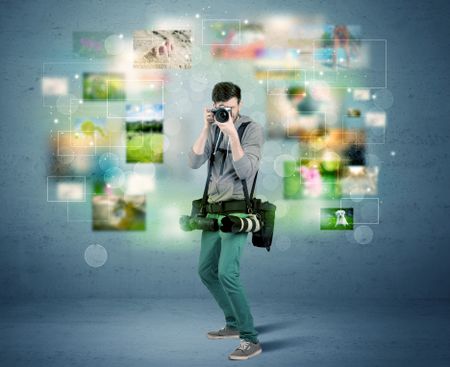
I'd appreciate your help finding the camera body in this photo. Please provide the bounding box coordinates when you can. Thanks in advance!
[209,106,232,123]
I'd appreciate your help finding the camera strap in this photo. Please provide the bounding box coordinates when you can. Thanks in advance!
[201,125,222,215]
[241,171,258,214]
[236,122,258,214]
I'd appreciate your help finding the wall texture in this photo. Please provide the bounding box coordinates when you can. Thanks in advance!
[0,0,449,300]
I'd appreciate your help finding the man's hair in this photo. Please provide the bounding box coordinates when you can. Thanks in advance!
[212,82,241,104]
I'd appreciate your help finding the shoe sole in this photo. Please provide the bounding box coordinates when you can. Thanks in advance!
[207,334,240,339]
[228,348,262,360]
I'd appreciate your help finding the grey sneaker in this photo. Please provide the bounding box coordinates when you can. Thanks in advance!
[207,325,240,339]
[228,338,262,360]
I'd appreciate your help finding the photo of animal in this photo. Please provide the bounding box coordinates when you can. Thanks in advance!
[320,207,354,230]
[335,209,349,226]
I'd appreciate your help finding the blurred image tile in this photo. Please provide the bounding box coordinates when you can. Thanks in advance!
[73,32,114,58]
[211,22,265,59]
[92,194,146,231]
[320,208,354,230]
[133,30,192,69]
[83,73,126,101]
[125,103,164,163]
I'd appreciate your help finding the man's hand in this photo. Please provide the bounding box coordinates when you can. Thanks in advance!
[203,107,214,130]
[213,113,244,161]
[192,107,214,155]
[213,112,238,140]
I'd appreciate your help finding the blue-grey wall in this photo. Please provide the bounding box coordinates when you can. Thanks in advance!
[0,0,449,301]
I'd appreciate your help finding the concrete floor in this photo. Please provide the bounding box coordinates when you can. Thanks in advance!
[1,298,449,367]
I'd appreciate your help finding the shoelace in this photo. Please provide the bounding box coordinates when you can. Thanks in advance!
[237,339,251,351]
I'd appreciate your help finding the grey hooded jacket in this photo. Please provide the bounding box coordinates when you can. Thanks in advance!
[187,114,265,203]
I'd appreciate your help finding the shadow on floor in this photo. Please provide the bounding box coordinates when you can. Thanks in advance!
[256,319,298,334]
[256,320,307,352]
[260,336,311,352]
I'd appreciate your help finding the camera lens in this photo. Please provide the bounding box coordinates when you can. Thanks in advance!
[215,108,229,123]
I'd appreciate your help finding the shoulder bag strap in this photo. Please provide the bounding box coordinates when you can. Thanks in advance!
[237,122,259,214]
[200,125,222,214]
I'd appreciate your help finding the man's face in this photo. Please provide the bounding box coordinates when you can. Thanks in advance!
[213,97,241,123]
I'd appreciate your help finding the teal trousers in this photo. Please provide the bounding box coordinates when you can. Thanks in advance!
[198,212,259,344]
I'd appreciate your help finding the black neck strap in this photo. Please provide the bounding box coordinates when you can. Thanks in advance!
[200,125,221,214]
[241,170,258,214]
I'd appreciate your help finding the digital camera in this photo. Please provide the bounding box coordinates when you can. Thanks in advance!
[209,106,232,123]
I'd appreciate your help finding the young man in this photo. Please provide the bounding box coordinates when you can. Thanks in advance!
[187,82,264,360]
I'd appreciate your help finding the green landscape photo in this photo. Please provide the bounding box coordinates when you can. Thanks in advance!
[125,103,164,163]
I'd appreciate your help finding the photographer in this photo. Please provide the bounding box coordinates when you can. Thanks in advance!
[187,82,264,360]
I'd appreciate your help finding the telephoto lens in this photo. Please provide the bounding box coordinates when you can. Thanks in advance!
[179,215,194,231]
[179,215,219,231]
[193,216,219,231]
[220,214,261,233]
